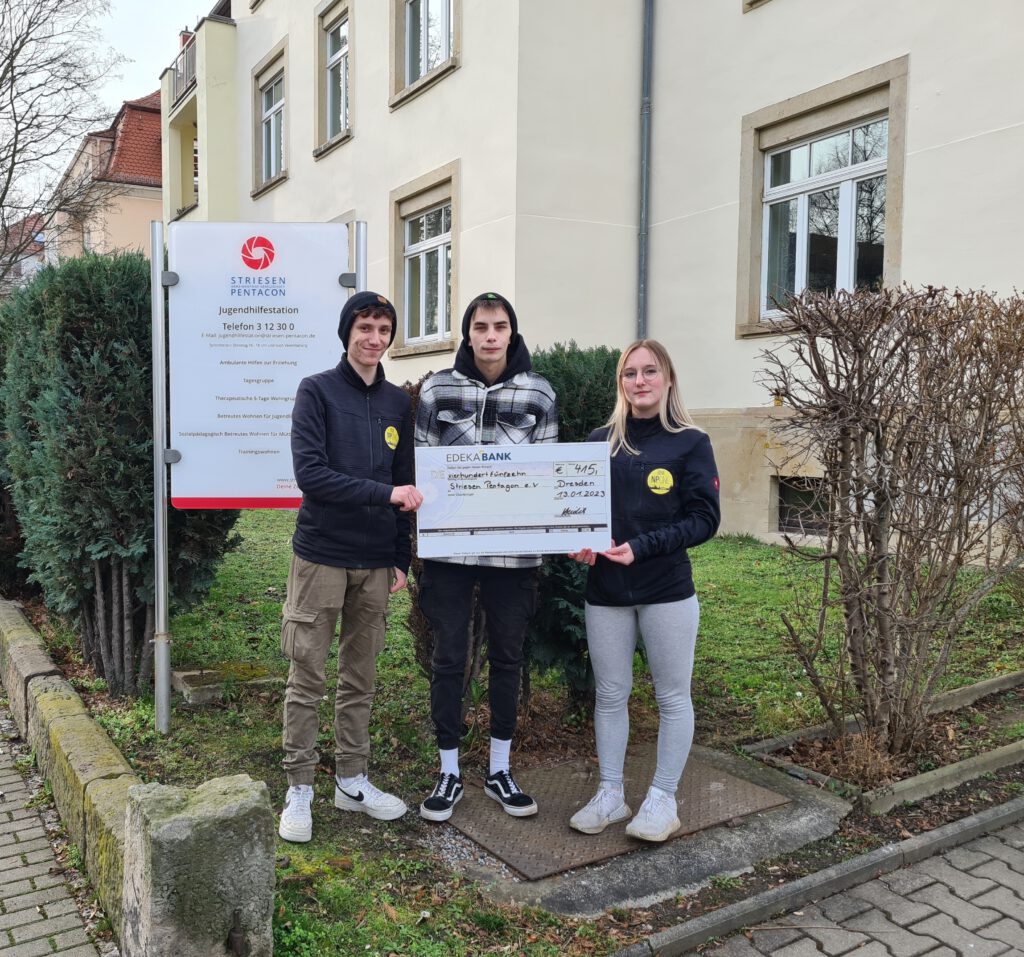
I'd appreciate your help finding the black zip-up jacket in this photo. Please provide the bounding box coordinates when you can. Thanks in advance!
[290,356,414,572]
[586,417,720,606]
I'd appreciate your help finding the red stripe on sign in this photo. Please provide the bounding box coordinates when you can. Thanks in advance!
[171,497,302,510]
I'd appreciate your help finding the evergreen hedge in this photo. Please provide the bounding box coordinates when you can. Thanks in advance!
[0,252,239,696]
[527,341,620,711]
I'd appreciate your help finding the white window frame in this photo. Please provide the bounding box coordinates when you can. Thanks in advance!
[325,15,349,140]
[760,115,887,319]
[403,201,451,343]
[405,0,453,84]
[260,72,285,183]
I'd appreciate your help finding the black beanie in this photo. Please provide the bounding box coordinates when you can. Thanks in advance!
[338,291,398,348]
[460,291,519,346]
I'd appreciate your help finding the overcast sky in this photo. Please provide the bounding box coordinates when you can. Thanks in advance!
[97,0,205,114]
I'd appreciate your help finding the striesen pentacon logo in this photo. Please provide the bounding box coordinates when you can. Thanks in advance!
[241,235,275,270]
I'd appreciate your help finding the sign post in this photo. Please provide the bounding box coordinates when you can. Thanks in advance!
[152,221,354,733]
[151,221,172,733]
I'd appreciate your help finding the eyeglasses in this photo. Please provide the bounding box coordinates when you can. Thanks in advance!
[621,366,661,383]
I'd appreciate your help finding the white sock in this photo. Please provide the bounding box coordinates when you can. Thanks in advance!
[439,748,460,777]
[489,737,511,775]
[337,773,364,788]
[649,785,676,802]
[599,781,624,795]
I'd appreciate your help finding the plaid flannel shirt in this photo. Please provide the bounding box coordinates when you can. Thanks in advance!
[415,367,558,568]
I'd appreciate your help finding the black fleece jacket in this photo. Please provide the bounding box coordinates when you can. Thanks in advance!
[586,416,720,606]
[290,356,414,572]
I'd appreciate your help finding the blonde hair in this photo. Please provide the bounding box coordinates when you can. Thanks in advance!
[604,339,698,455]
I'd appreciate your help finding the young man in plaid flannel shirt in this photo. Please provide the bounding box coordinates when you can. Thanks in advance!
[415,291,558,821]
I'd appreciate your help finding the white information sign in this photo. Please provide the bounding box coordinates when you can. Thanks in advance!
[167,222,348,508]
[415,442,612,558]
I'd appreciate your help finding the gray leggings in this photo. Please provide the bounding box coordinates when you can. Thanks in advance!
[584,596,699,795]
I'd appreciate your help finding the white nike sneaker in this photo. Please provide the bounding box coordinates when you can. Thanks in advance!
[279,784,314,843]
[334,773,408,821]
[569,787,632,834]
[625,787,681,842]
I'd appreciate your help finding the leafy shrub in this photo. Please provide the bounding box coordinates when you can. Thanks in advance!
[0,252,239,695]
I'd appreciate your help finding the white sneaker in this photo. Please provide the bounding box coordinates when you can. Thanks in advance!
[625,787,681,842]
[334,773,408,821]
[279,785,314,843]
[569,787,632,834]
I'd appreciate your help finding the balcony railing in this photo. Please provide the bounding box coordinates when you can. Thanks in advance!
[170,37,197,104]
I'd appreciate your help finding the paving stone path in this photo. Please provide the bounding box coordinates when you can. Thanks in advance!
[700,823,1024,957]
[0,705,99,956]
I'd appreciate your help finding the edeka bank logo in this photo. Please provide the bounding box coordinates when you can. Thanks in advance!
[241,236,275,270]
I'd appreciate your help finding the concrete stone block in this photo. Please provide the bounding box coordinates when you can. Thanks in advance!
[907,914,1008,957]
[848,879,936,926]
[816,892,873,922]
[943,843,992,871]
[978,917,1024,951]
[45,714,133,852]
[26,675,88,783]
[121,774,275,957]
[909,882,1002,931]
[914,857,996,898]
[701,936,765,957]
[0,616,60,737]
[970,834,1024,872]
[974,884,1024,919]
[844,907,943,957]
[973,859,1024,896]
[84,773,138,938]
[796,903,869,954]
[747,925,803,951]
[773,940,827,957]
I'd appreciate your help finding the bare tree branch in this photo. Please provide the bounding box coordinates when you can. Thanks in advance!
[0,0,122,287]
[759,287,1024,758]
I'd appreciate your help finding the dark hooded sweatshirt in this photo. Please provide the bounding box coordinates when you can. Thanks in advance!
[290,355,414,572]
[585,416,720,606]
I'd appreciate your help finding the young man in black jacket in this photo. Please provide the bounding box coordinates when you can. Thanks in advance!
[278,291,423,843]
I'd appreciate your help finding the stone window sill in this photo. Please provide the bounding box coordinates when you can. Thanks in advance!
[389,338,457,359]
[389,58,459,111]
[250,170,288,199]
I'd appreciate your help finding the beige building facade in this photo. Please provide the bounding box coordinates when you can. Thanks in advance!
[54,93,163,260]
[161,0,1024,539]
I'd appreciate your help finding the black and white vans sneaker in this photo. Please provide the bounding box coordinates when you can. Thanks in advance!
[484,770,538,817]
[419,772,464,822]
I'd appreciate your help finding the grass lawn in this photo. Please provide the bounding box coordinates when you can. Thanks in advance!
[68,512,1024,956]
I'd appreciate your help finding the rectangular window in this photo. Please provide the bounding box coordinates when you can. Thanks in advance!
[406,0,452,84]
[326,17,349,139]
[260,73,285,183]
[404,202,452,342]
[777,477,828,535]
[761,117,887,314]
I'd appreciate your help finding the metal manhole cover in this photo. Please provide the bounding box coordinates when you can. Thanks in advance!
[448,743,789,880]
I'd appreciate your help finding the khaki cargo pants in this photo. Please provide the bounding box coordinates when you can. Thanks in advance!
[281,554,390,786]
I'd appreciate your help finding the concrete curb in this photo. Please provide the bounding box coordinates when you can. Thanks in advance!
[0,599,139,936]
[610,793,1024,956]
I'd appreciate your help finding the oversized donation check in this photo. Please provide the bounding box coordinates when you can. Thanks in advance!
[415,442,612,558]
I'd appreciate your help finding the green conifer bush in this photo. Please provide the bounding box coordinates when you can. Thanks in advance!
[0,252,238,696]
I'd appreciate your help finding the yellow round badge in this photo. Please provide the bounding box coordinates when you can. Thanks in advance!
[647,468,674,495]
[384,426,399,450]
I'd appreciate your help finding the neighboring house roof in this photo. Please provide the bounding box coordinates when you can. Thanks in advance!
[97,91,163,187]
[1,214,45,257]
[1,214,47,286]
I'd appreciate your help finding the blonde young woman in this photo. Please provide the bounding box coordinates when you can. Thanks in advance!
[569,340,720,841]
